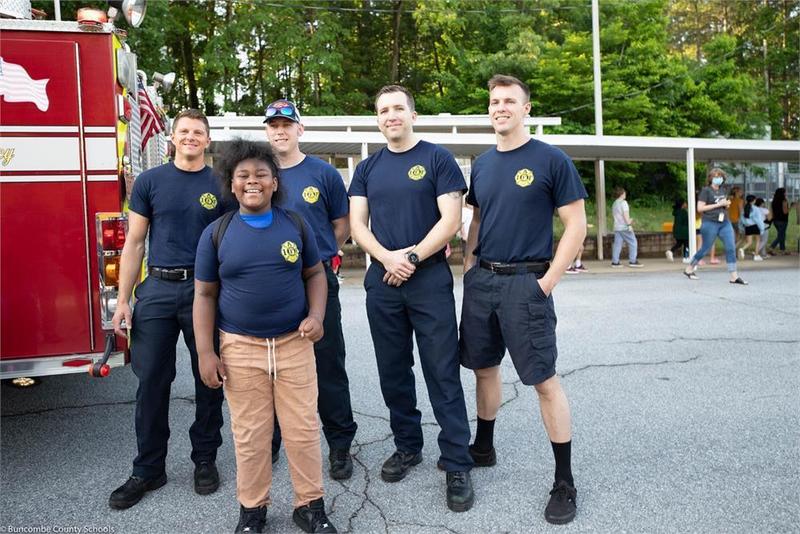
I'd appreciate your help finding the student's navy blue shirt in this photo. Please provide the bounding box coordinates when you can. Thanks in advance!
[194,207,321,338]
[348,141,466,250]
[279,156,348,260]
[467,139,587,262]
[129,162,232,267]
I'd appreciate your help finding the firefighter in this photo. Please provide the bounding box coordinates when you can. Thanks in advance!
[263,99,358,479]
[109,109,232,509]
[458,75,587,525]
[348,85,475,512]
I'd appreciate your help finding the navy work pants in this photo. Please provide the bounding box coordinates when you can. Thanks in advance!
[130,276,224,479]
[364,261,473,472]
[273,265,357,451]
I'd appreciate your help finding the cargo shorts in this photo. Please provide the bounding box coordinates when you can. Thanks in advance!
[458,265,558,385]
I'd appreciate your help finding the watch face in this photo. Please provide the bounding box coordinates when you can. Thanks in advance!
[408,252,420,265]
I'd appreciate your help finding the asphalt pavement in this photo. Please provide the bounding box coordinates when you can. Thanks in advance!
[2,261,798,534]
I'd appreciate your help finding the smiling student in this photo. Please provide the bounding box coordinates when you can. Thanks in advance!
[193,140,337,533]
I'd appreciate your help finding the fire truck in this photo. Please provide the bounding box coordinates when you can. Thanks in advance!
[0,0,168,381]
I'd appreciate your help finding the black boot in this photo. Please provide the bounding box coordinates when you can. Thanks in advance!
[108,473,167,510]
[446,471,475,512]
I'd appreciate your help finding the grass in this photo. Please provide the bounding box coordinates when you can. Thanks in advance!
[553,200,800,252]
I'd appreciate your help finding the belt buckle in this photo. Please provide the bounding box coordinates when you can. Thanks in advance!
[489,262,502,273]
[178,269,188,281]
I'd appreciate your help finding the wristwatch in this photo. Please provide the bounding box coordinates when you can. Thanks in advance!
[406,251,420,265]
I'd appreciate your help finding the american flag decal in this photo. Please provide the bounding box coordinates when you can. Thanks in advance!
[0,57,50,112]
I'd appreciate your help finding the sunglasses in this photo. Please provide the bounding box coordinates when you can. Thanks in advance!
[266,104,296,117]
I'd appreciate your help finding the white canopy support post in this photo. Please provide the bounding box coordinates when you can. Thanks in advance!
[360,141,371,271]
[594,160,606,260]
[687,148,697,258]
[591,0,605,260]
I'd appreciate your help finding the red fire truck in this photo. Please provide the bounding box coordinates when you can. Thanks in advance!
[0,1,166,381]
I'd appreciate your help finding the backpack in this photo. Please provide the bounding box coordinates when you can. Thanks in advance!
[211,209,307,258]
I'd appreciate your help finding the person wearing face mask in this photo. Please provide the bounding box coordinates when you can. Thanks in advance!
[683,168,747,285]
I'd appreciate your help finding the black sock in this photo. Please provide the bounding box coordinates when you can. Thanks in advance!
[472,417,495,452]
[551,440,573,486]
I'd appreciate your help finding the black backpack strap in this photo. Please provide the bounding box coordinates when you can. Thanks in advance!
[285,209,307,250]
[211,210,236,259]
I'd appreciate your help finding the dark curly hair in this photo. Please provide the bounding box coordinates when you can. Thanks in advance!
[215,139,283,205]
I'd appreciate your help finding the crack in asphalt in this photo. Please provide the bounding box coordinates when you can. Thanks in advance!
[560,354,702,378]
[0,395,197,418]
[609,336,799,345]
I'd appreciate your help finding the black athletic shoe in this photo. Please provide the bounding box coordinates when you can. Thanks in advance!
[108,473,167,510]
[380,450,422,482]
[469,444,497,467]
[544,480,577,525]
[235,505,267,533]
[446,471,475,512]
[292,497,337,533]
[328,448,353,480]
[194,461,220,495]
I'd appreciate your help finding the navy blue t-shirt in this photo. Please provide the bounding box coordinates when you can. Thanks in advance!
[129,162,232,267]
[279,156,348,260]
[348,141,466,250]
[194,207,321,338]
[467,139,587,262]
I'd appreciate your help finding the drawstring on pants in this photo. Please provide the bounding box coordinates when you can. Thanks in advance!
[266,337,277,381]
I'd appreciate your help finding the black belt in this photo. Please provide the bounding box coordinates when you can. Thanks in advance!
[479,259,550,275]
[149,266,194,281]
[373,251,446,271]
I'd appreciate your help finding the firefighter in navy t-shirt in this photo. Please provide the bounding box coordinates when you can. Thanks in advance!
[264,99,357,480]
[349,85,475,513]
[459,76,588,525]
[109,110,230,509]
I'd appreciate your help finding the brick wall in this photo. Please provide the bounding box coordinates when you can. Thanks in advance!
[340,231,676,268]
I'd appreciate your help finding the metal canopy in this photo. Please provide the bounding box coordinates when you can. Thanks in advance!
[209,127,800,163]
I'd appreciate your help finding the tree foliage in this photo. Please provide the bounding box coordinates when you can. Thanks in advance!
[31,0,798,196]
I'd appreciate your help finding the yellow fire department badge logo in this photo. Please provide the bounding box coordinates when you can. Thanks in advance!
[408,165,426,181]
[199,193,218,210]
[281,241,300,263]
[514,168,534,187]
[302,186,320,204]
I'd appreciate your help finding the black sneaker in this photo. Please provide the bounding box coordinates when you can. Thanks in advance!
[610,262,622,268]
[292,497,337,533]
[544,480,577,525]
[108,473,167,510]
[446,471,475,512]
[381,450,422,482]
[329,448,353,480]
[194,461,220,495]
[235,505,267,533]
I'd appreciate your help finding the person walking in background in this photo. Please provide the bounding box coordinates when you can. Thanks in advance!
[684,168,747,284]
[565,244,588,273]
[610,186,643,268]
[666,197,690,263]
[193,140,337,533]
[728,186,745,247]
[769,187,790,254]
[739,195,764,261]
[755,198,771,259]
